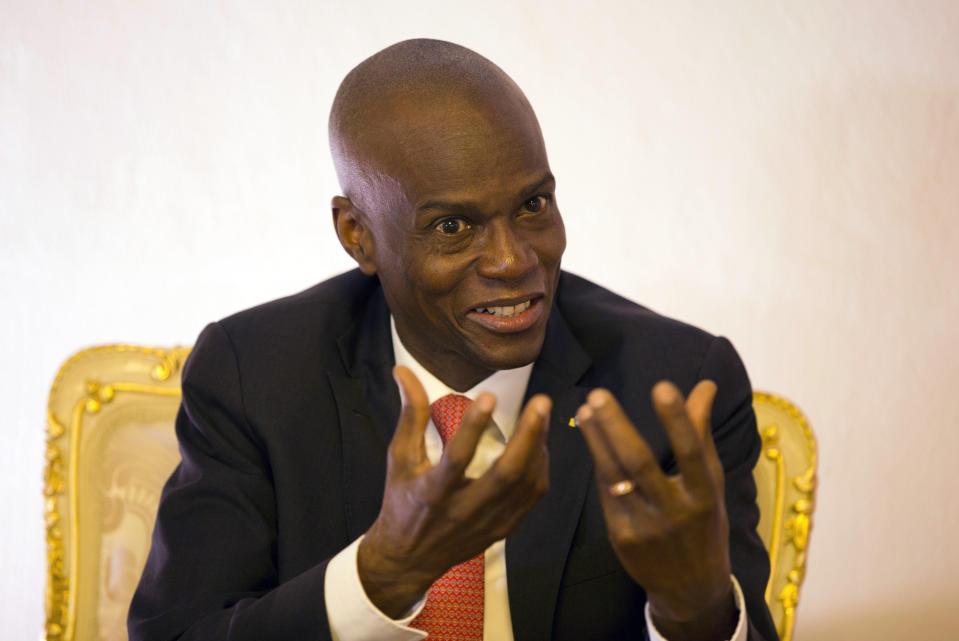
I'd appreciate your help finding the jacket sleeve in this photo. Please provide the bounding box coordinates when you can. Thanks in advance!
[697,336,779,641]
[128,321,336,641]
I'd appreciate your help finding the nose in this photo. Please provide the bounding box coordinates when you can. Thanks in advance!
[476,220,538,281]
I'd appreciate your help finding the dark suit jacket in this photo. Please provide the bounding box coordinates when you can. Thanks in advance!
[129,269,777,641]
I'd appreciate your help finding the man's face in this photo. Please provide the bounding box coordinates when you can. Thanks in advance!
[348,91,566,390]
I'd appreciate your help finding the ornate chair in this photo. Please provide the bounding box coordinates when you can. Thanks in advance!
[45,346,187,641]
[44,345,816,641]
[751,392,817,641]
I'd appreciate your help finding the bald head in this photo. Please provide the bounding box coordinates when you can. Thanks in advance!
[327,40,563,389]
[328,39,544,211]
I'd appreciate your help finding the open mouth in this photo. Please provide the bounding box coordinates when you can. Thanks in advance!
[467,296,544,333]
[472,300,532,318]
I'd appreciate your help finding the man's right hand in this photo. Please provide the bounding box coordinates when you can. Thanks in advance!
[356,365,552,618]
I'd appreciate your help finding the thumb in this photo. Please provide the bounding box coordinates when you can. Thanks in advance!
[391,365,430,464]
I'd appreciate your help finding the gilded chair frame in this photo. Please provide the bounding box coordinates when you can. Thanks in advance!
[752,392,817,641]
[45,345,189,641]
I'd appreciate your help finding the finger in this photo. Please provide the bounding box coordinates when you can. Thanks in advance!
[438,392,497,478]
[496,394,551,471]
[651,380,712,494]
[576,401,659,542]
[391,366,431,463]
[579,389,668,500]
[685,379,718,452]
[575,401,623,487]
[462,395,552,532]
[474,394,551,496]
[686,380,724,485]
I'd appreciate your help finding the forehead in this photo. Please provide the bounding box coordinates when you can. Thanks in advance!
[355,89,550,210]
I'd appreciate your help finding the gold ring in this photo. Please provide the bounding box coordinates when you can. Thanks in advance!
[608,480,635,497]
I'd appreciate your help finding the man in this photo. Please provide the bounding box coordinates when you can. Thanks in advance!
[129,39,777,641]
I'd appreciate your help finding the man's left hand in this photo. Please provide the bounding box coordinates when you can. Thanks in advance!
[575,380,738,641]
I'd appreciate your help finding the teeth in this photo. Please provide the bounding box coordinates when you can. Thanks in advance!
[474,300,532,317]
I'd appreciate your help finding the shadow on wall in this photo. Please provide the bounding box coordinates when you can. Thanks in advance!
[795,593,959,641]
[756,76,959,641]
[753,74,958,295]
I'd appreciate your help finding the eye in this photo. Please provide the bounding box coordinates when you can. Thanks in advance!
[522,195,549,213]
[435,217,470,235]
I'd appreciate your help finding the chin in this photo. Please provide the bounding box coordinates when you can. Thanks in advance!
[474,335,546,372]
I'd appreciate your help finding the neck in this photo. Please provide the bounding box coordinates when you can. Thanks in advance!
[407,348,495,393]
[390,321,496,392]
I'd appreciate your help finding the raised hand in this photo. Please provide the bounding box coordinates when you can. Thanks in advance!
[358,365,552,618]
[575,380,738,641]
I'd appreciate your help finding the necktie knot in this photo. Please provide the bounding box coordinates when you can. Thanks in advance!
[430,394,472,446]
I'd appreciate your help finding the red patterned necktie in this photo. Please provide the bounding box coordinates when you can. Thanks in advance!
[410,394,484,640]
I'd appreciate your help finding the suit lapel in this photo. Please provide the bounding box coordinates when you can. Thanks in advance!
[507,307,594,641]
[330,288,401,541]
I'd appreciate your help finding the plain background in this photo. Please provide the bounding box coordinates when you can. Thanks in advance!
[3,1,958,639]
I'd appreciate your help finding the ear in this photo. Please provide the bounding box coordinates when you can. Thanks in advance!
[332,196,378,275]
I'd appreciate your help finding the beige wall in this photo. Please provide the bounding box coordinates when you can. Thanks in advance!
[2,1,957,638]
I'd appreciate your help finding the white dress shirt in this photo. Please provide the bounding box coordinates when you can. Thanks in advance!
[324,319,749,641]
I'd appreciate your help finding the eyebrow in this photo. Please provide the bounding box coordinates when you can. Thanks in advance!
[416,172,556,213]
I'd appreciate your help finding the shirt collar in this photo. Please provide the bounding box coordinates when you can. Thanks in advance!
[390,317,534,441]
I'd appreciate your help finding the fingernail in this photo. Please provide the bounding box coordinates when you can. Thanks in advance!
[476,394,495,413]
[532,395,551,417]
[587,390,606,410]
[576,405,593,424]
[653,381,681,407]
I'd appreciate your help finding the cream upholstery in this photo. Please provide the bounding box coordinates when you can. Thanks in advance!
[45,345,815,641]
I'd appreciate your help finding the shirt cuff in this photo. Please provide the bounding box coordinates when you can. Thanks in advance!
[325,536,428,641]
[644,575,748,641]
